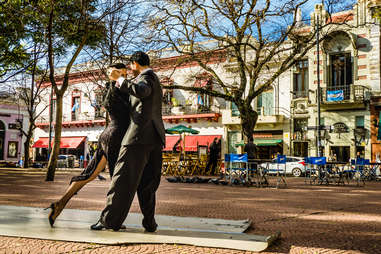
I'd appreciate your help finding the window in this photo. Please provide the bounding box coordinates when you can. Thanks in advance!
[355,116,364,128]
[71,91,81,121]
[50,98,56,121]
[163,90,173,105]
[7,141,18,158]
[293,118,307,141]
[329,53,352,100]
[162,89,174,115]
[94,91,104,119]
[196,81,213,113]
[294,118,307,132]
[320,117,325,127]
[257,91,274,116]
[293,60,309,98]
[231,102,240,116]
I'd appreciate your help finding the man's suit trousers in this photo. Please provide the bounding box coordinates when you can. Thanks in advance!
[100,144,162,230]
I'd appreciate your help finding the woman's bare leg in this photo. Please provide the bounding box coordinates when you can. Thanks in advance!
[50,155,107,222]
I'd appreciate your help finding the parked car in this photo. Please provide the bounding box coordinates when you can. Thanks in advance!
[260,156,306,177]
[57,154,77,168]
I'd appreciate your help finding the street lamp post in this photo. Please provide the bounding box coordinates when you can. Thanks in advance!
[48,86,53,159]
[316,15,322,157]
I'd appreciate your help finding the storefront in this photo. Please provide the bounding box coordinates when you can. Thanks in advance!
[253,131,283,159]
[32,136,87,161]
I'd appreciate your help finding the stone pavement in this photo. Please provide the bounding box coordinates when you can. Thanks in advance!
[0,168,381,254]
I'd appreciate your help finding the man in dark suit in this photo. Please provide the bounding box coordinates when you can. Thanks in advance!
[205,138,219,175]
[91,51,165,232]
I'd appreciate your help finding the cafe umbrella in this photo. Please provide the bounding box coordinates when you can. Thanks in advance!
[165,125,200,153]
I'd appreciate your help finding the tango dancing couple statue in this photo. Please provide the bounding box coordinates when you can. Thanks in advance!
[46,51,166,232]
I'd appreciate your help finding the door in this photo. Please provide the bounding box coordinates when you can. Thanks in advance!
[227,131,239,154]
[0,121,5,160]
[330,146,350,163]
[293,142,308,157]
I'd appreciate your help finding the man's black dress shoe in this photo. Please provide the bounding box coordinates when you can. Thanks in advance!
[90,221,105,230]
[142,218,158,232]
[90,221,126,231]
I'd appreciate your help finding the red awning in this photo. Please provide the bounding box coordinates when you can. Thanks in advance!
[163,135,221,152]
[32,136,86,149]
[163,136,181,151]
[184,135,221,151]
[32,138,50,148]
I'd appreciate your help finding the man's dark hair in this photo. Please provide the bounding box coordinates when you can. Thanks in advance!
[249,137,254,142]
[130,51,150,66]
[108,63,126,69]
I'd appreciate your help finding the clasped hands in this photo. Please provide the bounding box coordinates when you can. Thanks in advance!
[108,69,122,81]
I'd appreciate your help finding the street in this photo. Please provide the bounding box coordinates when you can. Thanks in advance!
[0,168,380,254]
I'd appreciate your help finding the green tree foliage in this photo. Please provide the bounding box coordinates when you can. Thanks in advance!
[0,0,31,82]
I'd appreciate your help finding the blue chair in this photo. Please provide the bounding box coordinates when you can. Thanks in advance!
[224,153,248,184]
[349,158,369,186]
[304,157,327,185]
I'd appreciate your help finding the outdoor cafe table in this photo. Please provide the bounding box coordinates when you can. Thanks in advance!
[162,153,202,176]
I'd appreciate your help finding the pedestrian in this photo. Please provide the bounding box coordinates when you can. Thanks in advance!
[172,137,182,153]
[205,138,219,175]
[79,155,84,168]
[244,137,256,160]
[91,51,165,232]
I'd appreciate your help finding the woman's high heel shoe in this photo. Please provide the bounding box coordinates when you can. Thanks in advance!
[45,202,59,227]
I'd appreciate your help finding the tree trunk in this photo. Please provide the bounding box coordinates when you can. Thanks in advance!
[23,134,32,168]
[45,94,63,181]
[240,105,258,142]
[23,116,35,168]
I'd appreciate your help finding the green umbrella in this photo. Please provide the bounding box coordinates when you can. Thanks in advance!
[165,125,199,154]
[165,125,200,134]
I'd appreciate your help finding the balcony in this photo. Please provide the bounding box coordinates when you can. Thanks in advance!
[257,114,285,125]
[162,104,220,116]
[35,113,106,128]
[162,104,222,123]
[292,90,309,99]
[320,85,370,108]
[221,109,241,125]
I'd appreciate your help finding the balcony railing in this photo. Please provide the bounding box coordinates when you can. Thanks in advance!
[162,104,221,116]
[320,85,369,104]
[292,90,309,99]
[36,113,105,124]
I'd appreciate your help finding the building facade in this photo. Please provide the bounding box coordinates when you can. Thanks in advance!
[290,1,380,162]
[0,95,29,164]
[33,0,381,162]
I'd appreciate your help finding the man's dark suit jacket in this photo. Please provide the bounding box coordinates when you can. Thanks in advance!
[119,68,166,146]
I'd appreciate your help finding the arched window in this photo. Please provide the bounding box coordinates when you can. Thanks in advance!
[323,31,355,101]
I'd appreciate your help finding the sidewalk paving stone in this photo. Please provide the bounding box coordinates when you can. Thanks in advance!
[0,168,380,253]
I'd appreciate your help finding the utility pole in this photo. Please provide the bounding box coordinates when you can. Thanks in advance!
[316,15,322,157]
